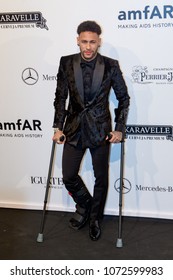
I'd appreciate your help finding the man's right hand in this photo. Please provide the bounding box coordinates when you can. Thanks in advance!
[52,130,66,144]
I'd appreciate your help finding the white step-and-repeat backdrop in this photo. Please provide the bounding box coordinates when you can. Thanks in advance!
[0,0,173,219]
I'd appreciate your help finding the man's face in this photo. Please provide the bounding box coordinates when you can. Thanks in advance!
[77,31,101,61]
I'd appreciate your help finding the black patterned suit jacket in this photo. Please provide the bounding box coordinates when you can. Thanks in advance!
[53,53,130,148]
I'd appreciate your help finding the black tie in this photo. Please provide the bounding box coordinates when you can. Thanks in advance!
[80,58,97,104]
[80,61,95,69]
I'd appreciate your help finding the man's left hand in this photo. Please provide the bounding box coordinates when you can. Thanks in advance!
[106,131,122,143]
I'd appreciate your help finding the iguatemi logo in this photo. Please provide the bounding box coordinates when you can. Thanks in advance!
[0,12,48,30]
[131,66,173,84]
[117,5,173,29]
[30,176,64,189]
[126,125,173,141]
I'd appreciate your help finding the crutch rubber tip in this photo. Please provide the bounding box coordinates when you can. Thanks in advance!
[116,238,123,248]
[37,233,44,243]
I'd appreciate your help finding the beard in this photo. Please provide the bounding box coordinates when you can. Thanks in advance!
[81,49,98,61]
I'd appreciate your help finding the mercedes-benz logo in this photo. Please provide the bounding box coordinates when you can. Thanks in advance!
[22,68,39,85]
[114,178,132,194]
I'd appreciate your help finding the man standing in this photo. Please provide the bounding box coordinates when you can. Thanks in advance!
[53,20,130,241]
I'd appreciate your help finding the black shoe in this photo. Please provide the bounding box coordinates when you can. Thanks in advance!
[89,220,101,241]
[69,204,90,230]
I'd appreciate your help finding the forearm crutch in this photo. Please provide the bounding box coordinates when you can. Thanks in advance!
[116,137,125,248]
[114,106,128,248]
[36,140,56,243]
[36,135,64,243]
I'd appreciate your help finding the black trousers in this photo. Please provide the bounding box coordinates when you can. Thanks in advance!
[62,141,110,221]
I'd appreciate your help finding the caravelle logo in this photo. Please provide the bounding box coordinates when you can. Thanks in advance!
[114,178,132,194]
[22,68,39,85]
[126,125,173,141]
[0,12,48,30]
[131,66,173,84]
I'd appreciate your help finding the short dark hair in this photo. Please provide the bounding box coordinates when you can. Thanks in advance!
[77,20,102,35]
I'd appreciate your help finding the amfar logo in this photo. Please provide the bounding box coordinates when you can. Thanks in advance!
[0,119,43,139]
[118,5,173,20]
[22,68,39,85]
[0,119,42,131]
[131,66,173,84]
[114,178,132,194]
[126,125,173,141]
[0,12,48,30]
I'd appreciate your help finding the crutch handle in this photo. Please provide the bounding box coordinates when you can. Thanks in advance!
[107,132,112,140]
[59,135,65,142]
